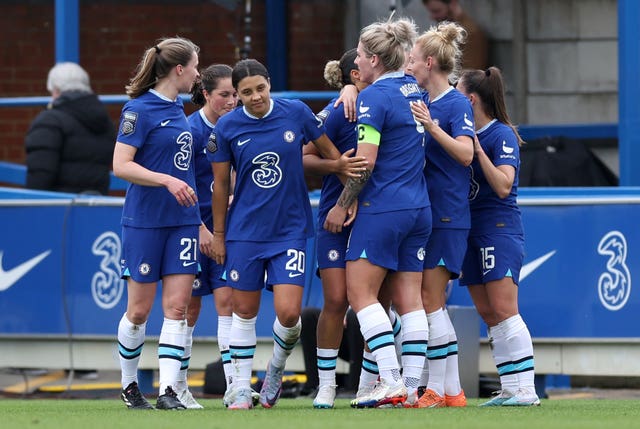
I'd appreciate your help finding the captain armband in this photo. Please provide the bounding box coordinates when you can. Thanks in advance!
[357,124,381,146]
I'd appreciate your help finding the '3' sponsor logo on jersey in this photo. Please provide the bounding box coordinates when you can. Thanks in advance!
[252,152,282,189]
[174,131,193,171]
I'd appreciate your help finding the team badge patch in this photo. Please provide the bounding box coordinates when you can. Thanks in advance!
[121,112,138,135]
[316,110,329,125]
[207,132,218,153]
[138,263,151,276]
[229,270,240,282]
[193,278,201,290]
[328,249,340,262]
[284,130,295,143]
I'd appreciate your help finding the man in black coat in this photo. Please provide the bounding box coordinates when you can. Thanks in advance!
[25,62,116,195]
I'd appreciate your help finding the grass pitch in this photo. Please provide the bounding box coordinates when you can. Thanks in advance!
[2,397,640,429]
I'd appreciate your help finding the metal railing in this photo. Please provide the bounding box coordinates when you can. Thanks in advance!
[1,92,618,192]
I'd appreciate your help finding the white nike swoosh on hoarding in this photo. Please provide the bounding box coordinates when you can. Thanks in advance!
[0,250,52,292]
[519,250,556,282]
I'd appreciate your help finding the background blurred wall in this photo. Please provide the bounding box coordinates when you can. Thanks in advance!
[0,0,345,163]
[348,0,618,125]
[0,0,619,164]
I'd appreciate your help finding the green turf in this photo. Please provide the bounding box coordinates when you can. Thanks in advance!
[2,398,640,429]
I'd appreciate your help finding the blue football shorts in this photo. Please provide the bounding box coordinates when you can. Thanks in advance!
[224,239,307,291]
[192,254,227,296]
[459,233,525,286]
[316,225,351,270]
[121,225,199,283]
[423,228,470,279]
[345,207,431,272]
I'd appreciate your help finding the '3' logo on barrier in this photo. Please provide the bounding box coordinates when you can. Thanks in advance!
[597,230,631,311]
[91,231,125,309]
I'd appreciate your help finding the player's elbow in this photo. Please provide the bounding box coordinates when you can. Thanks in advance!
[460,153,473,167]
[496,187,511,199]
[112,163,126,179]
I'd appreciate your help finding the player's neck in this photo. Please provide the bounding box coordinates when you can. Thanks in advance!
[426,78,451,102]
[203,106,220,125]
[474,110,493,130]
[153,80,179,102]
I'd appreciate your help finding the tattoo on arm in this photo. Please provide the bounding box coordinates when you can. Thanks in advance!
[336,169,371,209]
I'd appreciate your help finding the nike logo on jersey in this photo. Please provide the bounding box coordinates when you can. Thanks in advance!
[519,250,556,282]
[182,261,197,267]
[238,138,251,146]
[288,272,303,278]
[358,101,370,114]
[0,250,52,292]
[482,269,492,276]
[160,120,171,126]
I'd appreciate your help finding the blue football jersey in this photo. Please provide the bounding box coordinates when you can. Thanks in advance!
[188,108,215,226]
[117,89,200,228]
[468,119,523,235]
[315,98,358,223]
[423,87,475,229]
[207,98,324,241]
[356,72,430,213]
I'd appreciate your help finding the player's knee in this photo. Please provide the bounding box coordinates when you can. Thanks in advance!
[277,310,301,328]
[322,297,349,316]
[126,309,150,325]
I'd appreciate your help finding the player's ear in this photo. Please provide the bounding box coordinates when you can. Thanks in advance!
[350,69,360,83]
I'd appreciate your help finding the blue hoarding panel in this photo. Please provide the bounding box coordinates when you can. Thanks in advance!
[63,204,128,335]
[1,188,639,340]
[445,203,639,338]
[0,205,66,333]
[518,204,638,337]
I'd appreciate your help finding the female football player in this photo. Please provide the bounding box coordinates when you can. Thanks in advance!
[408,21,474,408]
[113,37,201,410]
[208,59,360,409]
[324,16,431,409]
[457,66,539,407]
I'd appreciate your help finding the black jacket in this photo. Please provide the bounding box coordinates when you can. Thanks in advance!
[25,91,116,195]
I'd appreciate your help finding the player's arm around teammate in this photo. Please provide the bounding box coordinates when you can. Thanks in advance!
[325,18,433,409]
[302,48,369,408]
[406,22,474,407]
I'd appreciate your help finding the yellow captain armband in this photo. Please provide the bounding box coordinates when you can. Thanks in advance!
[357,123,381,146]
